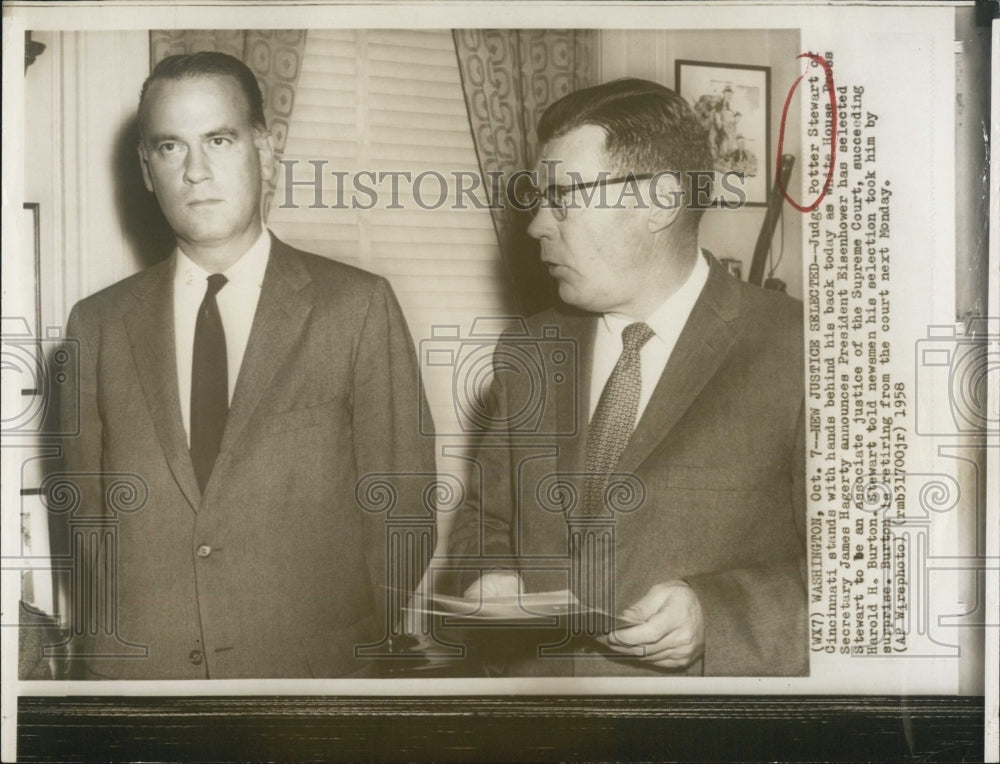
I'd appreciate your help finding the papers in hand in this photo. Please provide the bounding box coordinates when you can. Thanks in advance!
[406,589,642,629]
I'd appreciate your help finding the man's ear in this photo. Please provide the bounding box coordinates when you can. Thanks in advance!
[256,129,276,183]
[647,171,683,234]
[137,142,155,193]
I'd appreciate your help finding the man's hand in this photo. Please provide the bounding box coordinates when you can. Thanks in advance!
[599,580,705,669]
[462,571,522,601]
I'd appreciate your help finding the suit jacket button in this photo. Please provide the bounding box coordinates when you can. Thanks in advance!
[196,544,212,558]
[189,650,203,665]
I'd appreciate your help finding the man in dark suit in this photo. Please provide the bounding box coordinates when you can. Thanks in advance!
[60,52,435,678]
[447,79,806,677]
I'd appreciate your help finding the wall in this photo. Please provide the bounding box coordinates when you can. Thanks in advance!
[24,31,158,333]
[17,31,151,618]
[601,29,803,300]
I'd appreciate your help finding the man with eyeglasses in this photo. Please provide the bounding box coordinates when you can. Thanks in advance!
[447,78,806,677]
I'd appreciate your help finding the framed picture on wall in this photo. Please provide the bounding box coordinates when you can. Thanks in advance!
[676,59,770,206]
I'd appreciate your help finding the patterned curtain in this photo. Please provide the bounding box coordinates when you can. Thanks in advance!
[453,30,596,316]
[149,30,308,218]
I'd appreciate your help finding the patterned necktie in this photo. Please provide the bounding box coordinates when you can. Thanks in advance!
[190,273,229,494]
[584,321,655,515]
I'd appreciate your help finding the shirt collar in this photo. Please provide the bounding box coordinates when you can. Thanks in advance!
[600,249,711,342]
[174,228,271,289]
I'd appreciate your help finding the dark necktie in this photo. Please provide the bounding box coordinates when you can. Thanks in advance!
[584,321,655,515]
[190,273,229,494]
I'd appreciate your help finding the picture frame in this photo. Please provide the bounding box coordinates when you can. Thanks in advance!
[3,4,995,763]
[675,59,771,207]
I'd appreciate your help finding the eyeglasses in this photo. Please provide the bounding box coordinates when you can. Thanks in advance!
[512,173,655,221]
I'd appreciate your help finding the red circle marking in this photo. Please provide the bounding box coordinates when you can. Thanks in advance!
[777,53,837,213]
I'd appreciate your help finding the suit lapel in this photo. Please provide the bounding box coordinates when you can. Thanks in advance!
[218,235,313,456]
[123,257,202,512]
[617,259,743,477]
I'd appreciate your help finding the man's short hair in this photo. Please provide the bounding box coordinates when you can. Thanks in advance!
[536,78,713,217]
[138,51,267,134]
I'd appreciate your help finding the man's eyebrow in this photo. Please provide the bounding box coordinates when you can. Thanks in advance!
[146,132,182,145]
[203,127,240,139]
[146,127,241,144]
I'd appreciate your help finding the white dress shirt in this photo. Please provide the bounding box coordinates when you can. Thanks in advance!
[174,229,271,444]
[588,251,710,425]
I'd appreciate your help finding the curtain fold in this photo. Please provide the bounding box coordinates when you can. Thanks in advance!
[149,30,308,218]
[453,29,597,316]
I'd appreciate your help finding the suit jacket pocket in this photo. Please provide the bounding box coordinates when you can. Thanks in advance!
[258,398,341,436]
[299,615,378,678]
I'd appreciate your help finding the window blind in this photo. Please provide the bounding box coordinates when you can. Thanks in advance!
[268,29,514,457]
